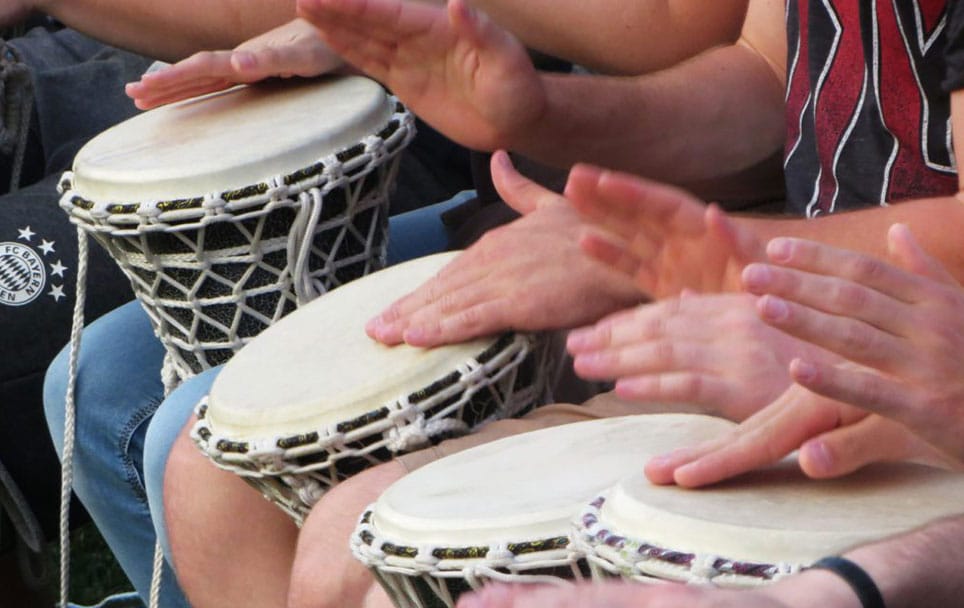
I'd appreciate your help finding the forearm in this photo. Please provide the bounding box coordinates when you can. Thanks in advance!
[510,42,785,182]
[33,0,295,61]
[765,515,964,608]
[736,195,964,284]
[472,0,748,75]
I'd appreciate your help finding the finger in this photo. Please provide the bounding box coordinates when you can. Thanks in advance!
[764,236,927,304]
[742,263,911,334]
[887,223,958,284]
[705,204,764,265]
[133,51,235,87]
[664,390,845,487]
[566,303,661,354]
[231,44,342,80]
[572,339,717,380]
[402,298,511,346]
[595,169,706,235]
[367,257,489,343]
[614,372,740,413]
[798,416,929,478]
[128,79,236,109]
[491,150,562,214]
[311,24,394,82]
[789,358,917,426]
[578,230,649,281]
[567,165,705,245]
[756,295,909,369]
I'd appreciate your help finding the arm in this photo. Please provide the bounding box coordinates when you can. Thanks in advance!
[471,0,749,75]
[298,0,786,182]
[766,516,964,608]
[30,0,296,61]
[458,516,964,608]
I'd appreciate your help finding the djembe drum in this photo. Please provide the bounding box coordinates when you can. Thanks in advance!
[351,414,734,608]
[192,252,560,524]
[574,444,964,587]
[59,75,414,380]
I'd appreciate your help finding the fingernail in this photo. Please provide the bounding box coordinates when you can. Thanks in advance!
[566,328,594,351]
[791,358,817,383]
[767,238,792,262]
[741,264,772,291]
[804,440,833,473]
[759,295,789,321]
[403,325,431,345]
[232,51,256,70]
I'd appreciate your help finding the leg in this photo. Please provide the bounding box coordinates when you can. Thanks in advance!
[151,372,298,608]
[287,460,408,608]
[43,300,189,607]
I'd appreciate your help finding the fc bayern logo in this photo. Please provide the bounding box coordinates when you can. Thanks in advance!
[0,241,46,306]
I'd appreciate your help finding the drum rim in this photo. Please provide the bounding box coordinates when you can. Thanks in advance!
[57,97,414,235]
[573,492,798,586]
[193,332,530,452]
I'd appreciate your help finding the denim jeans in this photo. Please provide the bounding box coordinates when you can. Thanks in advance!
[43,192,472,607]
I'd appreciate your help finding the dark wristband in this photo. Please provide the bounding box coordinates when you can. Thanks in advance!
[810,556,886,608]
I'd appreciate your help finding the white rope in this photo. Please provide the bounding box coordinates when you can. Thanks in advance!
[148,539,164,608]
[58,226,88,608]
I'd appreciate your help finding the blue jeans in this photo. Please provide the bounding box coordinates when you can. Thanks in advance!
[43,193,471,607]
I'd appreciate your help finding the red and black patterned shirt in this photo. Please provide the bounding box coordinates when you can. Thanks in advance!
[784,0,964,215]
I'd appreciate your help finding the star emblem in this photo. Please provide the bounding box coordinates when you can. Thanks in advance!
[50,260,68,277]
[17,226,35,241]
[48,284,66,302]
[39,239,55,255]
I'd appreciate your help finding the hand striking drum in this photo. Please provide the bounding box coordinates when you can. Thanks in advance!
[352,413,964,607]
[192,253,560,523]
[59,75,414,382]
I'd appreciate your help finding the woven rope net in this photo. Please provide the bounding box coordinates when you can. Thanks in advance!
[59,101,414,380]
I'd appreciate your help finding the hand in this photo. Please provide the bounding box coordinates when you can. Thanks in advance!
[645,379,954,488]
[741,224,964,467]
[566,292,837,421]
[366,151,643,346]
[565,163,765,298]
[456,581,801,608]
[297,0,547,151]
[125,18,343,110]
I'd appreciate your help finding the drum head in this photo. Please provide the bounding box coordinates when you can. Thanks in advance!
[70,76,394,202]
[601,456,964,565]
[205,252,500,439]
[370,414,734,547]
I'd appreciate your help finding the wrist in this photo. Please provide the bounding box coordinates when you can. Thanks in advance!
[760,568,864,608]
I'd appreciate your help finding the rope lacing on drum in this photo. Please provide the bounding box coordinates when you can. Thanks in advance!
[385,416,470,453]
[687,554,721,583]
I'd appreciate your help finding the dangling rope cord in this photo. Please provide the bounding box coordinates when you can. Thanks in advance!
[58,227,88,607]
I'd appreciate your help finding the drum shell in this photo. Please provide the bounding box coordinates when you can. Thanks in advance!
[60,95,415,378]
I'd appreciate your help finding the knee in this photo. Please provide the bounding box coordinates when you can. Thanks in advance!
[42,344,71,455]
[287,461,408,608]
[144,366,221,516]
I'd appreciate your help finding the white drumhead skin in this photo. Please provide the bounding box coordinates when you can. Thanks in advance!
[206,252,497,439]
[372,414,734,546]
[70,76,393,202]
[603,458,964,565]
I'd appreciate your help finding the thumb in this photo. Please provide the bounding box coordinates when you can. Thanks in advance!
[798,415,930,478]
[705,204,765,266]
[490,149,559,215]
